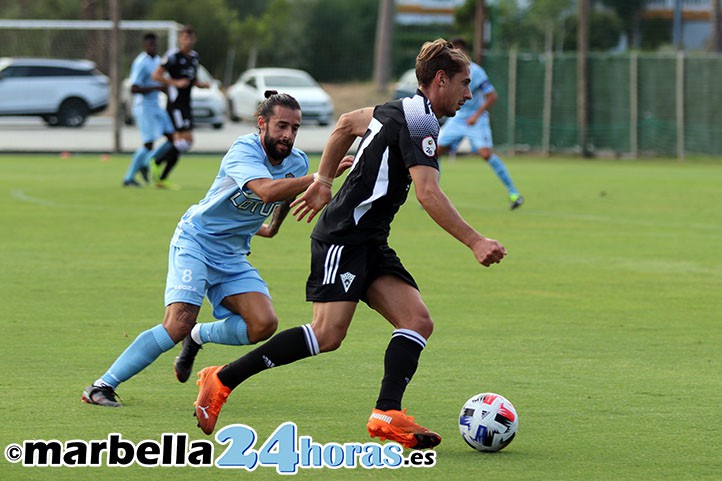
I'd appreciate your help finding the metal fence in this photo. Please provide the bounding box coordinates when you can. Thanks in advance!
[482,51,722,158]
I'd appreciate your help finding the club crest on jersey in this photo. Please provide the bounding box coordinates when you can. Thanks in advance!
[422,136,437,157]
[340,272,356,293]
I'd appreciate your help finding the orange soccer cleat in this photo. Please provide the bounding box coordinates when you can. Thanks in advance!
[194,365,231,435]
[366,408,441,449]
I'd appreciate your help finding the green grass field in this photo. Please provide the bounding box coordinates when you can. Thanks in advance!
[1,153,720,480]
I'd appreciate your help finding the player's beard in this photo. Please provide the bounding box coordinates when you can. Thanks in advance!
[263,131,293,163]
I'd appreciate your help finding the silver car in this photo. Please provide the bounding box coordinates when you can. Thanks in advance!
[227,68,333,126]
[0,57,109,127]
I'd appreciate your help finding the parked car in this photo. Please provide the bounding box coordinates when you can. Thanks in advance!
[121,64,225,130]
[227,68,333,126]
[394,68,418,99]
[394,68,446,124]
[0,57,109,127]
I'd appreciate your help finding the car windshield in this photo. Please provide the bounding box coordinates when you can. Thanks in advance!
[264,75,316,88]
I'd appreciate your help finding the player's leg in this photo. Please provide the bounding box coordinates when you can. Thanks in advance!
[193,240,362,434]
[473,120,523,209]
[82,244,207,406]
[123,106,154,186]
[364,274,441,449]
[176,295,277,383]
[82,302,199,407]
[175,257,279,382]
[194,301,356,435]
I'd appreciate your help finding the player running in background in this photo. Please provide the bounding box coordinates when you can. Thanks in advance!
[193,39,507,450]
[147,25,208,190]
[82,91,352,407]
[122,32,175,187]
[438,38,523,210]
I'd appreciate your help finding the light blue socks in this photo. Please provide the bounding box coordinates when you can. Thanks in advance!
[100,324,175,388]
[487,154,519,197]
[123,146,150,183]
[144,141,173,168]
[192,315,250,346]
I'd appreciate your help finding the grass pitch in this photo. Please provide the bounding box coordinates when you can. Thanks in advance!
[1,153,720,480]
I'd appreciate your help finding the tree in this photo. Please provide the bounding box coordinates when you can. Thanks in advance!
[146,0,240,79]
[599,0,645,48]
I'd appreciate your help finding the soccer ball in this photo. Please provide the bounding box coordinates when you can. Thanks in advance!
[459,392,518,452]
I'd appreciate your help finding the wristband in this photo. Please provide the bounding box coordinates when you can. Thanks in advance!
[313,172,333,188]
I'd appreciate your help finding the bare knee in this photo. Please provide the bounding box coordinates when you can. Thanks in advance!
[311,322,348,353]
[246,313,278,344]
[400,313,434,340]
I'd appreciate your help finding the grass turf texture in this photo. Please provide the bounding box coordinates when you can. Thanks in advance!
[1,153,720,480]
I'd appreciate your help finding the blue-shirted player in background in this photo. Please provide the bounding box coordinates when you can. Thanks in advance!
[438,38,523,210]
[83,91,352,406]
[122,33,174,187]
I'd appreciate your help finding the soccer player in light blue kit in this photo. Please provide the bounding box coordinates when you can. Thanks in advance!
[122,33,174,187]
[84,91,352,406]
[437,38,523,210]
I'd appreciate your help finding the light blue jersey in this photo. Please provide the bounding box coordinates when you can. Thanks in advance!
[439,61,496,151]
[172,133,310,260]
[455,62,495,121]
[129,51,162,108]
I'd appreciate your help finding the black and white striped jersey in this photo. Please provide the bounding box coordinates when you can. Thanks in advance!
[311,92,440,246]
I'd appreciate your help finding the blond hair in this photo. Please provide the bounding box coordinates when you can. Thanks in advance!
[415,38,470,88]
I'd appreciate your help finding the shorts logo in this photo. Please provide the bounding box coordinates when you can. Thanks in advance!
[422,136,436,157]
[340,272,356,293]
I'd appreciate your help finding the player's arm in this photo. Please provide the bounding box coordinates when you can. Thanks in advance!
[469,90,497,124]
[151,64,190,89]
[409,164,506,267]
[291,108,373,222]
[131,83,163,94]
[255,201,291,238]
[246,175,315,204]
[248,154,353,205]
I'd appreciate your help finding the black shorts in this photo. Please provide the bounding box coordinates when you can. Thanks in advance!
[306,239,418,303]
[168,103,193,131]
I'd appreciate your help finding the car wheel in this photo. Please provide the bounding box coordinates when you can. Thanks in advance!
[42,115,60,127]
[58,98,89,127]
[122,103,134,126]
[212,123,223,130]
[228,99,240,122]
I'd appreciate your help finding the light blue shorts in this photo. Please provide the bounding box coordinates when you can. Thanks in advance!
[135,104,174,144]
[438,115,493,152]
[164,244,270,320]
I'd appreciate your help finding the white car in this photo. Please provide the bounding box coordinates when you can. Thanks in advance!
[394,68,418,99]
[227,68,333,126]
[121,64,226,129]
[0,57,109,127]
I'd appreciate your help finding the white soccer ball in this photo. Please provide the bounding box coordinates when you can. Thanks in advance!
[459,392,518,452]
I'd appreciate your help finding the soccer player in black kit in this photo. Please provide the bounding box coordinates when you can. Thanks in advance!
[149,25,208,189]
[193,39,507,449]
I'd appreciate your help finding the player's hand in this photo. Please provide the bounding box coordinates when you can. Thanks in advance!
[291,181,332,223]
[335,155,354,177]
[470,237,507,267]
[175,78,191,88]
